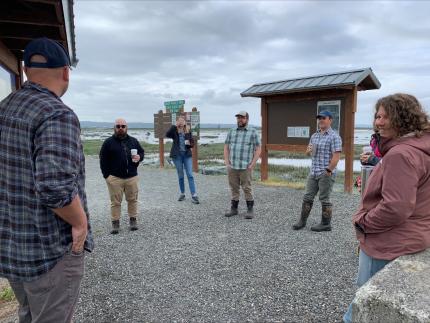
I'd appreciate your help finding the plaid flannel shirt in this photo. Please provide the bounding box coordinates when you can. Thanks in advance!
[309,127,342,176]
[225,126,261,170]
[0,81,94,281]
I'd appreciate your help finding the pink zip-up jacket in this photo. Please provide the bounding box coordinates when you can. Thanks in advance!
[353,132,430,260]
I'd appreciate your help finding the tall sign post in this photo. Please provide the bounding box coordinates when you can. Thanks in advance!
[154,101,200,172]
[190,107,200,172]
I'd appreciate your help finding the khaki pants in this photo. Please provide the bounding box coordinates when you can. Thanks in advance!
[228,168,253,201]
[105,175,139,221]
[9,248,85,323]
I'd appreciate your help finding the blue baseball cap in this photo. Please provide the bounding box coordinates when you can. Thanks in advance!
[24,37,71,68]
[316,110,333,119]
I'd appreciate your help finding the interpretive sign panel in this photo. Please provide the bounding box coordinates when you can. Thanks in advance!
[287,126,310,138]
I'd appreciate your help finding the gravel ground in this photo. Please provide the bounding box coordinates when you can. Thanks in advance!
[73,156,361,323]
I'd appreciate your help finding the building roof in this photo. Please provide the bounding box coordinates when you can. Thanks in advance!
[0,0,78,67]
[241,68,381,98]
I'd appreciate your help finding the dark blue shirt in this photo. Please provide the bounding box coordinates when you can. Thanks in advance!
[0,81,94,281]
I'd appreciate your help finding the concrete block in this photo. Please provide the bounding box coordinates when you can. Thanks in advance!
[352,249,430,323]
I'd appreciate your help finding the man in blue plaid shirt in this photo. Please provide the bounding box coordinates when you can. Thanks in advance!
[0,38,93,322]
[224,111,261,219]
[292,110,342,232]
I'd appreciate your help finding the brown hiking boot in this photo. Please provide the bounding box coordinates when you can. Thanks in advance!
[311,205,332,232]
[129,217,138,231]
[292,201,313,230]
[110,220,120,234]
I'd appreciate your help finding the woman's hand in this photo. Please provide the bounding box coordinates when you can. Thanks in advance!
[360,152,372,163]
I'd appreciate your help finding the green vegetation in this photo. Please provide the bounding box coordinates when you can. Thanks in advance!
[82,139,362,189]
[0,287,15,303]
[82,139,172,156]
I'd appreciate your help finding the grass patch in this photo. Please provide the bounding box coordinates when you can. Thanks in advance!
[82,139,172,156]
[0,287,15,303]
[82,139,362,189]
[258,177,306,190]
[83,139,366,160]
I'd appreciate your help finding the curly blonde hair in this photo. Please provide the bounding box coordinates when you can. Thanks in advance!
[375,93,430,137]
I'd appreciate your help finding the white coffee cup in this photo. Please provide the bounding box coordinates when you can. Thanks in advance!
[310,143,317,157]
[185,139,190,146]
[131,149,137,156]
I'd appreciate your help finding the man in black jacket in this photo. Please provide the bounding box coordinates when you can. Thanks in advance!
[99,118,145,234]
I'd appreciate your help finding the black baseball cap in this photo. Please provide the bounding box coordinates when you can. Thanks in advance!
[24,37,71,68]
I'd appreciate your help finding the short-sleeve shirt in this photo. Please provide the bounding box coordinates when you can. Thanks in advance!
[225,126,261,170]
[309,127,342,176]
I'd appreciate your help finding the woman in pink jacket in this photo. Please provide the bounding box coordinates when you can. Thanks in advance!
[344,93,430,323]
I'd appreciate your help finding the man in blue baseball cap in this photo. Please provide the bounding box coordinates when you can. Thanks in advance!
[0,37,93,322]
[292,110,342,232]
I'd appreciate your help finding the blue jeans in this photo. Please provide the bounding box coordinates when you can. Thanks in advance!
[343,250,390,322]
[173,152,196,195]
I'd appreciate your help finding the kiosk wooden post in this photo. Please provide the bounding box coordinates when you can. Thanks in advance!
[159,138,164,168]
[192,138,198,173]
[343,87,357,193]
[260,98,269,181]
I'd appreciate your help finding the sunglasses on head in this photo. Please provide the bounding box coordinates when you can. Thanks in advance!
[115,125,126,129]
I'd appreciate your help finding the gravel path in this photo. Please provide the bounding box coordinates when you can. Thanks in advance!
[74,156,361,323]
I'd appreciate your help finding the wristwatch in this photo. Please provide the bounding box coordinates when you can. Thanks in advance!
[325,168,332,173]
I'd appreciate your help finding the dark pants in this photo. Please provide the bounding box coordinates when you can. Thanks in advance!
[303,173,335,206]
[8,249,85,323]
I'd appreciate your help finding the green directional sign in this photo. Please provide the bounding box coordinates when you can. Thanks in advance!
[164,100,185,113]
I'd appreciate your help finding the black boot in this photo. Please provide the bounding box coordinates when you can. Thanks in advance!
[110,220,120,234]
[311,205,332,232]
[129,217,138,231]
[225,200,239,217]
[245,200,254,219]
[292,201,313,230]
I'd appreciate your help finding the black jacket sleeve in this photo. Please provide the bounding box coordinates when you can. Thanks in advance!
[99,139,110,178]
[165,125,177,139]
[136,139,145,162]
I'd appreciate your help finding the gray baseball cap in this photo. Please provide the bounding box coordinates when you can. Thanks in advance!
[235,111,248,117]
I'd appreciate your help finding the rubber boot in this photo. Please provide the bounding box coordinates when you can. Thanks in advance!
[244,200,254,219]
[292,201,313,230]
[129,217,138,231]
[311,205,332,232]
[110,220,120,234]
[225,200,239,217]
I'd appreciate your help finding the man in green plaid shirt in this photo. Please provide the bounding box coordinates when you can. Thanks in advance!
[224,111,261,219]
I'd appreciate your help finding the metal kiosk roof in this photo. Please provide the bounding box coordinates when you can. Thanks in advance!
[241,68,380,97]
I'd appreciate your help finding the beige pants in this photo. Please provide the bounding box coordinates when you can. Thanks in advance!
[228,168,253,201]
[105,175,139,221]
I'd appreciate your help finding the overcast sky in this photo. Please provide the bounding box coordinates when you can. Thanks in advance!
[62,0,430,126]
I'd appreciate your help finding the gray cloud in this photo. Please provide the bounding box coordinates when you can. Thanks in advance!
[63,0,430,125]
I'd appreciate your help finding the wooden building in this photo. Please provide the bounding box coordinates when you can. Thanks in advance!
[241,68,381,193]
[0,0,76,99]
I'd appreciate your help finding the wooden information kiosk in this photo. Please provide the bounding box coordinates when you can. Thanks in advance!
[241,68,381,193]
